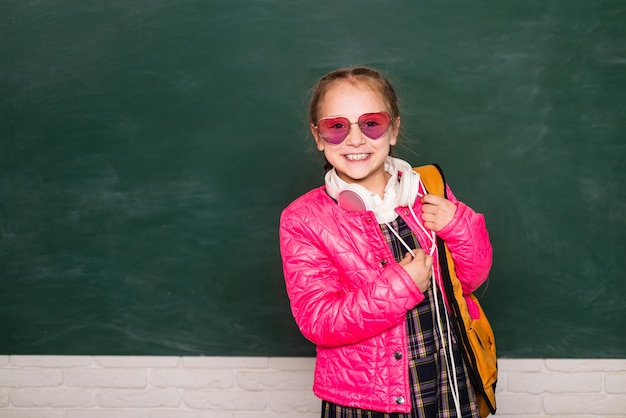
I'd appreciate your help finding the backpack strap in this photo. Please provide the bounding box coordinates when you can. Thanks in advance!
[413,164,447,199]
[412,163,497,416]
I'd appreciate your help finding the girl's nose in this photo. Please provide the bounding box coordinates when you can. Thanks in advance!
[344,123,366,146]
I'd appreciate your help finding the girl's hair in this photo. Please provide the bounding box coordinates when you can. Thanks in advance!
[308,66,400,125]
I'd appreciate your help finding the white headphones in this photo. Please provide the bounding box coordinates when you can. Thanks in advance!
[325,157,421,212]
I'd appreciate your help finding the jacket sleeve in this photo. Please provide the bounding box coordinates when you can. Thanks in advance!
[279,209,424,348]
[436,185,493,295]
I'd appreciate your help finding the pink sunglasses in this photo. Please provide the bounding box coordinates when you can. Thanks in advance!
[314,112,394,145]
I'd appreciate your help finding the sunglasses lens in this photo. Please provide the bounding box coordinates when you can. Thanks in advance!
[316,117,350,145]
[358,112,391,139]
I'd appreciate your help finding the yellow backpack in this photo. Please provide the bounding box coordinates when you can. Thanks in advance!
[414,164,498,417]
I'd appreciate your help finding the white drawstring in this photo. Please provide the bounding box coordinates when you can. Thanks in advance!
[430,244,462,416]
[384,221,417,257]
[386,181,462,416]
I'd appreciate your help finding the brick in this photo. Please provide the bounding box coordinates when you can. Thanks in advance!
[64,368,147,388]
[66,410,149,418]
[10,356,93,368]
[492,393,542,415]
[268,357,315,371]
[0,368,62,387]
[0,388,8,407]
[97,388,181,408]
[236,414,317,418]
[543,394,626,415]
[94,356,180,368]
[151,411,234,418]
[542,416,600,418]
[182,357,268,369]
[10,388,98,407]
[497,358,544,372]
[183,390,267,411]
[546,358,626,372]
[494,372,506,393]
[0,409,65,418]
[269,390,320,413]
[236,370,312,391]
[150,368,233,389]
[507,371,602,394]
[606,373,626,394]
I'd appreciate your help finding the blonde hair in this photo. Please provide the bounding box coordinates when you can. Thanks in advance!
[308,66,400,125]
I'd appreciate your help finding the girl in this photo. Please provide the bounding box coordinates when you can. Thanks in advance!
[279,66,492,417]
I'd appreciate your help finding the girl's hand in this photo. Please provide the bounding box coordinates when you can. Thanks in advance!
[399,249,433,293]
[420,194,456,232]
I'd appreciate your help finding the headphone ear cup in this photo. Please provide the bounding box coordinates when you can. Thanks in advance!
[338,189,367,212]
[398,170,420,207]
[340,184,374,211]
[324,171,374,212]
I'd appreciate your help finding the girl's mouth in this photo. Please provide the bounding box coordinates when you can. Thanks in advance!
[345,153,370,161]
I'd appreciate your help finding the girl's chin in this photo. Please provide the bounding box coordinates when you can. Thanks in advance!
[337,169,378,184]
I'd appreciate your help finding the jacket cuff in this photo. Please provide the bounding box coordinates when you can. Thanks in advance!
[437,201,467,240]
[384,263,425,310]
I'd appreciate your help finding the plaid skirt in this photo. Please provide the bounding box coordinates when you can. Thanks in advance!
[321,218,479,418]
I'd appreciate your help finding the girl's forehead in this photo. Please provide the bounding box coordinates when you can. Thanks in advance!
[320,81,386,112]
[325,79,379,96]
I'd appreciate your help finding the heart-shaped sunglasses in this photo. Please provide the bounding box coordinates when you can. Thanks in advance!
[313,111,395,145]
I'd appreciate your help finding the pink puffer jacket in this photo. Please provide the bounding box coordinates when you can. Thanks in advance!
[279,182,492,413]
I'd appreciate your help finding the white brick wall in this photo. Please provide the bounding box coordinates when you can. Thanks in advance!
[0,356,625,417]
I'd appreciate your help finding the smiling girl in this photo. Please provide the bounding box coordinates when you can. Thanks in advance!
[279,66,493,417]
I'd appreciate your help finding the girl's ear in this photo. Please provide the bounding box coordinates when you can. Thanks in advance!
[390,117,401,146]
[311,124,325,151]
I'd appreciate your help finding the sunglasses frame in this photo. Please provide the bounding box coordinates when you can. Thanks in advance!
[313,111,396,145]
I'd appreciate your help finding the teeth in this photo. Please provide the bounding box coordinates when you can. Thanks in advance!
[346,153,369,161]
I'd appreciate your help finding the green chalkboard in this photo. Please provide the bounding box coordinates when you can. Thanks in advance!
[1,1,624,357]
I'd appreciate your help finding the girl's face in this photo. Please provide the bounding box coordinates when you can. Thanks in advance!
[311,81,400,196]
